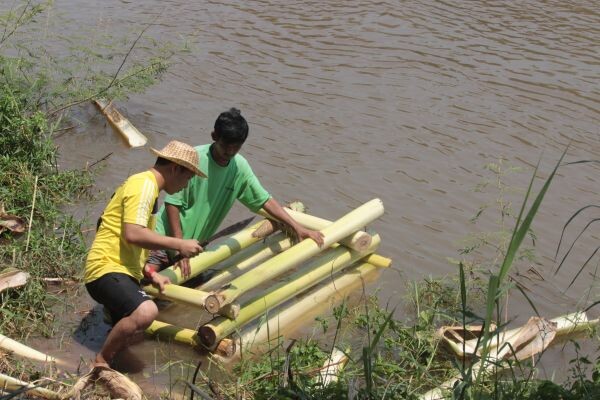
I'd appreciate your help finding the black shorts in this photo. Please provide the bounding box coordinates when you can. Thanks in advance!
[85,273,152,324]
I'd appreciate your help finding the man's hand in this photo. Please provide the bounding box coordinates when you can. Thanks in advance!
[295,226,325,247]
[175,257,192,279]
[151,272,171,292]
[178,239,203,258]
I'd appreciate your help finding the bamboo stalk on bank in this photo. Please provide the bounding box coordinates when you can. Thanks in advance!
[199,235,381,348]
[0,334,66,366]
[227,262,380,359]
[155,219,276,285]
[258,206,373,252]
[0,373,61,399]
[204,198,384,314]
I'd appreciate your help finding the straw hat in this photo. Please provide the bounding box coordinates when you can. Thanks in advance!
[150,140,207,178]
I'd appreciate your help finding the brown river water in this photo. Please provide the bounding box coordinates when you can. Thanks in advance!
[19,0,600,396]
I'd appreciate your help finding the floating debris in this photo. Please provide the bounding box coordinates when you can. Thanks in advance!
[93,98,148,148]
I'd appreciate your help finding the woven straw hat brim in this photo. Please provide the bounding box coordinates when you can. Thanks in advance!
[151,148,207,178]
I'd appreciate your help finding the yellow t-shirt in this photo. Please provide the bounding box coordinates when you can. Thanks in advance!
[84,171,159,283]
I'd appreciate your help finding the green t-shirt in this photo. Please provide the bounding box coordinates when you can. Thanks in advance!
[154,144,270,242]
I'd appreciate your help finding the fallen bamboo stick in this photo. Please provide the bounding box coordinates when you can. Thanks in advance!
[154,219,276,286]
[258,206,373,252]
[0,334,66,366]
[228,261,380,359]
[205,198,384,314]
[199,235,381,348]
[0,372,61,399]
[320,347,349,386]
[93,99,148,148]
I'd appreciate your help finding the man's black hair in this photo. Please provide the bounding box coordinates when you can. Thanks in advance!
[214,108,249,144]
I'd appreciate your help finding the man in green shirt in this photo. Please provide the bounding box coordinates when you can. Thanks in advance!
[148,108,323,277]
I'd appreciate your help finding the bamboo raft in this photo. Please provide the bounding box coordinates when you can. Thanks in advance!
[144,198,391,357]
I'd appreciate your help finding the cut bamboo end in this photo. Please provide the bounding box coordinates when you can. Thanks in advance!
[219,303,240,320]
[215,338,236,357]
[347,231,372,252]
[251,219,276,239]
[205,293,224,314]
[365,253,392,268]
[198,325,218,348]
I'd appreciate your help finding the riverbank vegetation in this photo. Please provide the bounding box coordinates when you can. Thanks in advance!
[1,2,599,400]
[186,158,600,400]
[0,0,170,375]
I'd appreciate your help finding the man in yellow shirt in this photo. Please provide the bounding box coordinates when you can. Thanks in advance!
[84,140,205,368]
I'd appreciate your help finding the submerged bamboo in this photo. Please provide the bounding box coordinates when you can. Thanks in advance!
[199,235,381,347]
[0,373,61,399]
[205,198,384,313]
[258,206,372,252]
[158,219,276,285]
[228,262,380,358]
[93,99,148,148]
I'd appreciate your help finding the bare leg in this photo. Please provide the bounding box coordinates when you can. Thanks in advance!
[94,300,158,366]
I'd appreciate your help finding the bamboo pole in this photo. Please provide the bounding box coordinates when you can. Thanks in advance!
[93,99,148,148]
[257,206,373,252]
[0,334,66,366]
[205,198,384,313]
[0,373,61,399]
[145,320,201,347]
[152,219,276,286]
[199,235,381,348]
[143,284,212,311]
[198,232,293,291]
[229,262,380,359]
[145,320,235,357]
[198,234,391,292]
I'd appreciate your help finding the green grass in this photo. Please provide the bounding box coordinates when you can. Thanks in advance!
[0,0,169,347]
